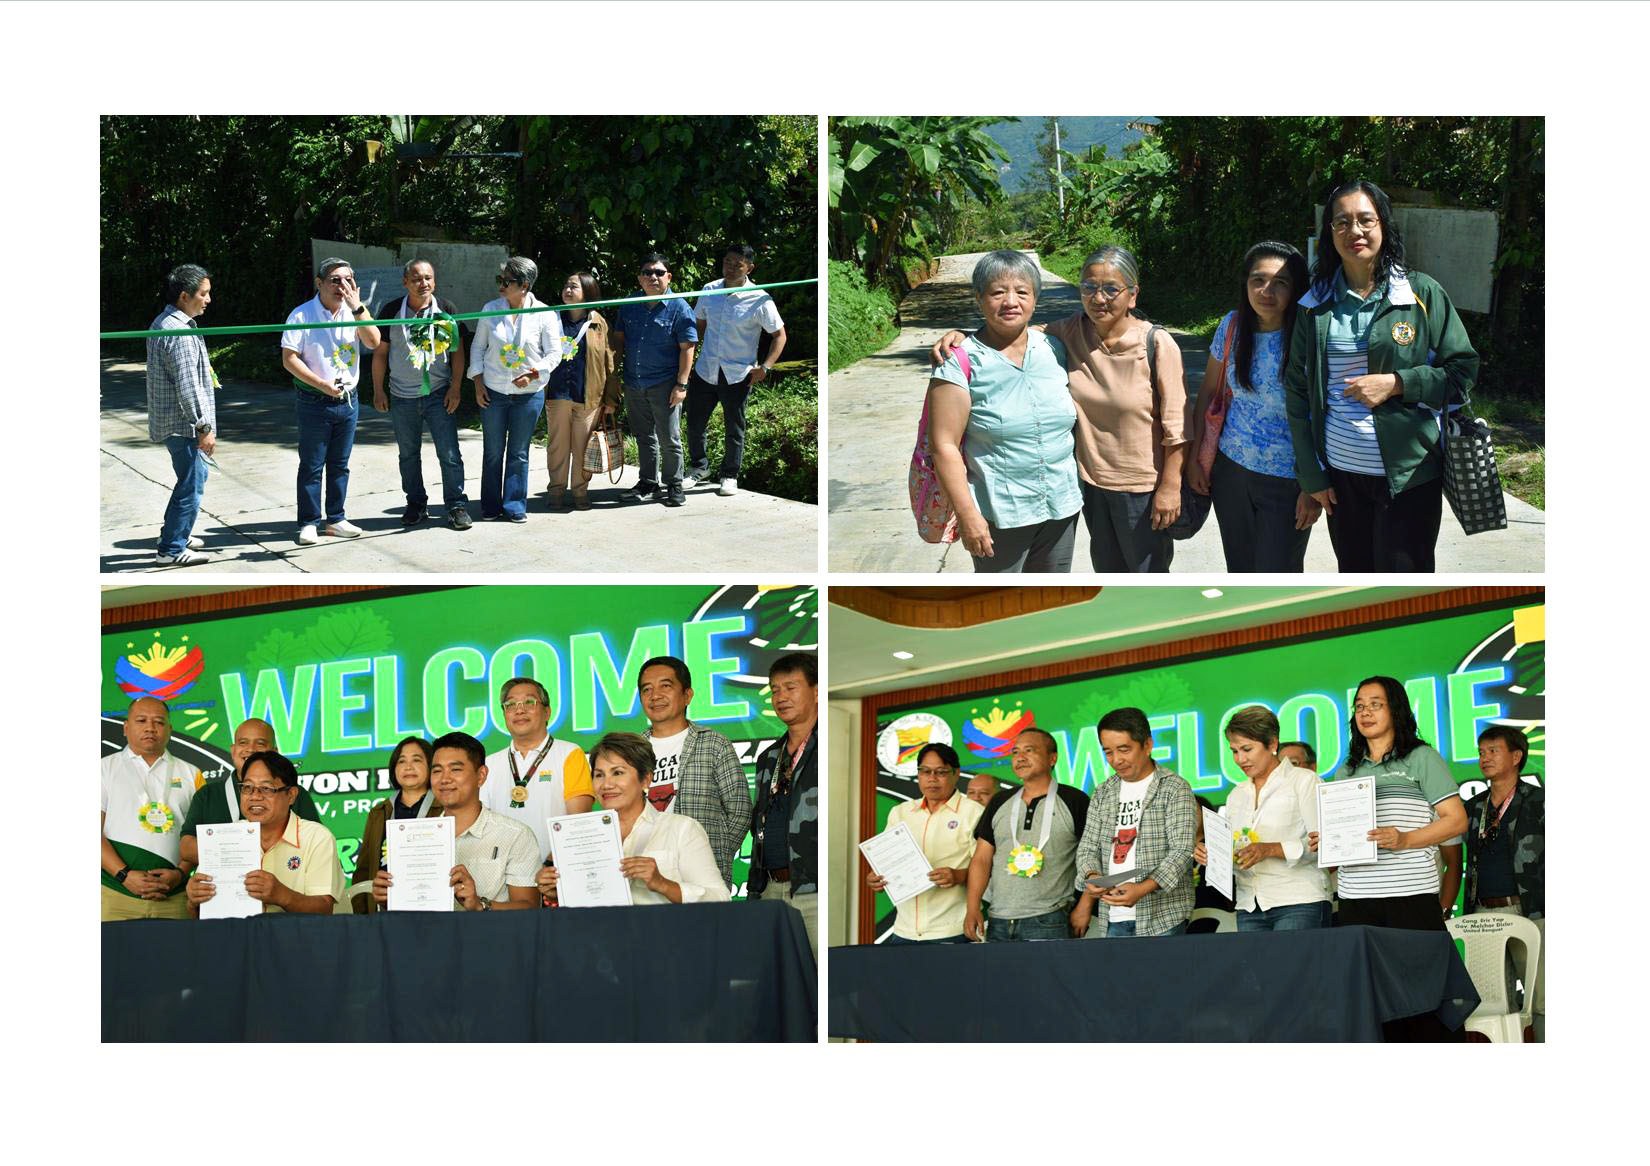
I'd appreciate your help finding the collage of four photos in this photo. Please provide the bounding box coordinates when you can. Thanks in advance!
[100,111,1546,1046]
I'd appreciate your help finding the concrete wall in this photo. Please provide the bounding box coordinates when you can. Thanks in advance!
[310,238,510,317]
[1303,205,1498,314]
[827,699,861,950]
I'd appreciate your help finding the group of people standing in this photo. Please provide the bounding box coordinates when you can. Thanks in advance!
[926,179,1479,574]
[143,246,786,566]
[101,651,821,954]
[870,683,1542,1035]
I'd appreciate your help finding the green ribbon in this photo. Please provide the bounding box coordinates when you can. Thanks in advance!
[98,278,818,341]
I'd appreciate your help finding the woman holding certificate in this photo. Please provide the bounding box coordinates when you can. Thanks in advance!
[1194,706,1329,930]
[1309,677,1468,922]
[536,733,730,905]
[351,737,438,914]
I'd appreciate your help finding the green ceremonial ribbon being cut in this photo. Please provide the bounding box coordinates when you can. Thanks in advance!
[97,279,819,341]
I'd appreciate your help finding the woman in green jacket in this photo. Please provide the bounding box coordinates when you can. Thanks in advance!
[1284,180,1479,572]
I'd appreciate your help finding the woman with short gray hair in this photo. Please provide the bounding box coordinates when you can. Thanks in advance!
[934,244,1189,572]
[467,256,564,521]
[924,250,1081,572]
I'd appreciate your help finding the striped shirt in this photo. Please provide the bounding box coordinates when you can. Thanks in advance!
[1322,272,1386,476]
[145,307,217,442]
[1334,745,1459,900]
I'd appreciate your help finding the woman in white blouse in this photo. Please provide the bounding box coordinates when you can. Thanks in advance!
[1195,705,1330,930]
[535,732,730,905]
[467,255,562,522]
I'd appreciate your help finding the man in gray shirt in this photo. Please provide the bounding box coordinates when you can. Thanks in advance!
[964,728,1089,942]
[371,258,472,530]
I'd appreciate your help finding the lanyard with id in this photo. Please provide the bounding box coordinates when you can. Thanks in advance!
[1005,791,1056,878]
[508,738,555,807]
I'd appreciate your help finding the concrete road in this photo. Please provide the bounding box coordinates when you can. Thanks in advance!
[102,360,818,574]
[827,252,1544,574]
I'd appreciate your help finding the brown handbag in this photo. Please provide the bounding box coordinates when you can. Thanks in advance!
[583,417,626,482]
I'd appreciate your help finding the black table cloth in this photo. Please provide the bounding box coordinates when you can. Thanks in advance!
[829,925,1477,1041]
[105,900,816,1041]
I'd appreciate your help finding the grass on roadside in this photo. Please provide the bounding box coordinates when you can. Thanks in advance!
[828,260,898,371]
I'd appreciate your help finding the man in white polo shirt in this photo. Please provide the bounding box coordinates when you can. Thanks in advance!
[101,697,203,921]
[373,732,540,911]
[685,243,787,497]
[481,676,594,862]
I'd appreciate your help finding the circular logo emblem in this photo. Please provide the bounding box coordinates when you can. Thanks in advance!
[510,785,529,806]
[139,801,176,835]
[287,856,301,871]
[1391,321,1416,346]
[877,713,952,777]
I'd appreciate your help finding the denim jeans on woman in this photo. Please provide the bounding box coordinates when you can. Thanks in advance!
[159,434,209,555]
[295,390,358,525]
[480,388,544,519]
[1235,900,1331,932]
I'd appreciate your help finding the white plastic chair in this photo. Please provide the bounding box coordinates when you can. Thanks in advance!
[336,882,372,914]
[1189,907,1236,933]
[1447,913,1541,1042]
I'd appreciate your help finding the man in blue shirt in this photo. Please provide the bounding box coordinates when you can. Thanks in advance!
[612,253,698,507]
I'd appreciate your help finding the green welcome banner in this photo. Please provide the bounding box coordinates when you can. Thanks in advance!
[103,584,819,895]
[869,598,1544,933]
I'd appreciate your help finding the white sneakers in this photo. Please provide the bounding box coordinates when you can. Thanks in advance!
[326,520,364,538]
[186,535,205,550]
[680,475,699,490]
[153,549,207,567]
[297,524,320,545]
[718,478,738,497]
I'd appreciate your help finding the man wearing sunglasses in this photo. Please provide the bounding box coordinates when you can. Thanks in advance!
[280,257,382,547]
[610,253,699,507]
[479,676,594,863]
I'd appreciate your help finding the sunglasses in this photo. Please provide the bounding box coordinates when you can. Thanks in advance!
[640,268,669,277]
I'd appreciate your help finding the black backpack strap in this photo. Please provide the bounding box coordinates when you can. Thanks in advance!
[1145,323,1161,391]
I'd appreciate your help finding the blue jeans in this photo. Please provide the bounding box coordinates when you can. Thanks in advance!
[1105,919,1190,938]
[390,393,467,508]
[295,390,358,525]
[158,435,209,555]
[884,932,971,945]
[480,388,544,518]
[1236,900,1332,932]
[986,906,1070,942]
[625,381,682,488]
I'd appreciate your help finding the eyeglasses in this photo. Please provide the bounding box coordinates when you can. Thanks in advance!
[916,766,955,778]
[1079,281,1132,300]
[496,277,522,287]
[640,268,669,277]
[502,698,543,710]
[242,784,291,797]
[324,275,353,285]
[1331,215,1380,235]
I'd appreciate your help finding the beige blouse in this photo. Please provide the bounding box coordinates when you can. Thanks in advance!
[1044,314,1187,493]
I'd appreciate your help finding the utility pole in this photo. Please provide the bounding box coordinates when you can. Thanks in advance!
[1054,118,1065,216]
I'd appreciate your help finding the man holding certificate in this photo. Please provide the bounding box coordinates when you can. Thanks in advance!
[374,733,540,911]
[482,677,594,863]
[1071,708,1197,938]
[866,743,981,943]
[185,752,343,916]
[964,728,1090,942]
[178,718,323,871]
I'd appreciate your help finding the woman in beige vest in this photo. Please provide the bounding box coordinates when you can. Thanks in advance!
[544,272,623,510]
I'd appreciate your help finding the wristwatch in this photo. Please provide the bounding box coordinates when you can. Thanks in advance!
[477,897,492,912]
[675,381,688,390]
[115,866,131,884]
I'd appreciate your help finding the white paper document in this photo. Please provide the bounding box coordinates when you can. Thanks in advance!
[1316,779,1379,868]
[548,811,632,908]
[1201,806,1234,900]
[197,821,261,920]
[858,822,935,905]
[387,815,456,911]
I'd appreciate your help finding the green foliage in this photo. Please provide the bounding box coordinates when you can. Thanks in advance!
[829,116,1010,294]
[101,115,817,363]
[827,260,898,371]
[692,371,819,503]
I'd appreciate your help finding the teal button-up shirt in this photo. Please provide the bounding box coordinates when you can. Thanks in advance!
[933,330,1081,530]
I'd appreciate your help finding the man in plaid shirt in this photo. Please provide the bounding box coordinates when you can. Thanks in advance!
[146,264,219,566]
[637,656,753,890]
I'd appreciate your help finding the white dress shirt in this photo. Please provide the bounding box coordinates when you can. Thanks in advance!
[693,278,783,383]
[1221,758,1330,912]
[468,293,563,394]
[622,803,731,905]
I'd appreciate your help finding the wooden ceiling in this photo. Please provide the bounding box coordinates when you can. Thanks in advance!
[831,586,1101,629]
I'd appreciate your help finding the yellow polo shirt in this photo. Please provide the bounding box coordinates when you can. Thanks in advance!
[885,792,983,941]
[261,813,345,913]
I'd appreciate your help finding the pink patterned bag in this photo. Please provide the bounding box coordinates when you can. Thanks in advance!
[909,346,973,544]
